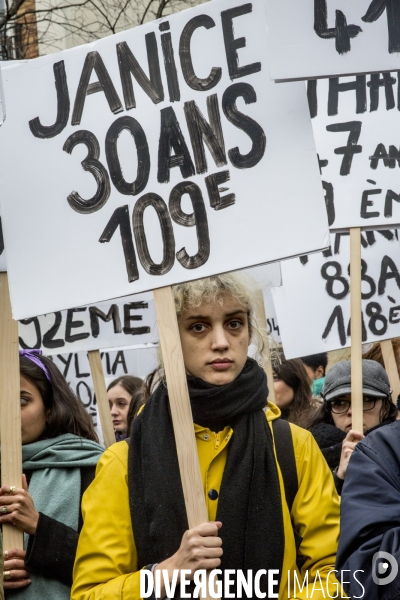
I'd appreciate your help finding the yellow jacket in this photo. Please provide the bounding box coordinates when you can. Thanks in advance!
[72,403,341,600]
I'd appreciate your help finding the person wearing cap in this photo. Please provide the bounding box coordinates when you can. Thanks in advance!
[307,359,397,494]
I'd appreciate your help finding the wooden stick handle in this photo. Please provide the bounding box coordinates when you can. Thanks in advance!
[153,287,216,600]
[380,340,400,404]
[350,228,363,433]
[153,287,208,526]
[0,272,23,550]
[87,350,115,448]
[254,289,276,404]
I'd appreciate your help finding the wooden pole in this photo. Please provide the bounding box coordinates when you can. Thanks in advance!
[87,350,115,448]
[254,289,276,404]
[350,228,363,433]
[153,287,215,600]
[0,272,23,550]
[380,340,400,405]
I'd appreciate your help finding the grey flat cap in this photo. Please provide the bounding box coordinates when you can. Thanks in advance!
[323,359,391,402]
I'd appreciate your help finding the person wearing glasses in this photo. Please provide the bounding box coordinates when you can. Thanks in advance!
[307,360,397,494]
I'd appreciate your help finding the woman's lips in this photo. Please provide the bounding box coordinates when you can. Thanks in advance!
[208,360,233,371]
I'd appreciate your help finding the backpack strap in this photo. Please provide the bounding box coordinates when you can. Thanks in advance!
[272,418,303,560]
[272,418,298,513]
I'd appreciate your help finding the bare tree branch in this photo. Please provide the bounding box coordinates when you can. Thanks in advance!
[0,0,209,60]
[156,0,170,19]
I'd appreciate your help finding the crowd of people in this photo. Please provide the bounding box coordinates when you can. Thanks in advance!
[1,272,399,600]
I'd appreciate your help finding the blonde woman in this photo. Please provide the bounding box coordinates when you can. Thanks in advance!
[72,273,341,600]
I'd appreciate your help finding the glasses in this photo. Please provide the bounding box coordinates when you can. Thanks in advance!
[329,396,382,414]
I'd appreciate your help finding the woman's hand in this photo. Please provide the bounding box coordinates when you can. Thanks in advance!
[154,521,223,597]
[337,430,364,480]
[0,475,39,535]
[3,548,31,589]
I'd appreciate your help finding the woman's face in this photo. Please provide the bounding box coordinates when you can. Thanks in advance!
[330,393,383,433]
[20,374,48,444]
[273,373,295,409]
[178,294,250,386]
[108,384,132,433]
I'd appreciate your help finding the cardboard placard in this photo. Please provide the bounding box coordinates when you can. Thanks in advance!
[0,0,328,320]
[18,293,157,355]
[266,0,400,81]
[310,73,400,231]
[272,229,400,358]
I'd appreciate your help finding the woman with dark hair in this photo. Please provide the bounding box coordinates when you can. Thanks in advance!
[307,359,397,494]
[272,352,316,427]
[107,375,143,440]
[0,350,104,599]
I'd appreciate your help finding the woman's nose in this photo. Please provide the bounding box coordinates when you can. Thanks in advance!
[211,326,230,350]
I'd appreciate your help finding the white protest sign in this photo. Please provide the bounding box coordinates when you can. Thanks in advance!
[264,289,281,344]
[272,229,400,358]
[310,74,400,231]
[266,0,400,82]
[0,214,6,272]
[52,345,158,443]
[244,263,281,344]
[18,292,157,355]
[0,0,329,320]
[244,262,281,288]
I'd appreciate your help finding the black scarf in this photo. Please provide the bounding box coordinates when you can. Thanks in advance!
[128,358,285,597]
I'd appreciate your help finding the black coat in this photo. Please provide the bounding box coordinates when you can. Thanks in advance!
[337,420,400,600]
[311,420,393,495]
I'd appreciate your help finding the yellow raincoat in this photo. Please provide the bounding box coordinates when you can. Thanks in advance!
[72,403,342,600]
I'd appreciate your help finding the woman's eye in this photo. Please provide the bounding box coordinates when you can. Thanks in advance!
[20,397,28,406]
[333,400,345,407]
[228,320,242,329]
[191,323,206,333]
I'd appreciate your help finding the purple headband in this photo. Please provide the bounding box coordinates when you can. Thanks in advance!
[19,349,51,383]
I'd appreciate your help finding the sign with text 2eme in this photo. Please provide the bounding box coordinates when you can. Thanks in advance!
[272,229,400,358]
[266,0,400,81]
[310,73,400,231]
[0,0,328,320]
[18,293,157,356]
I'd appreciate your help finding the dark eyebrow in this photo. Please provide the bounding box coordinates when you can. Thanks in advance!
[184,310,247,321]
[20,390,33,396]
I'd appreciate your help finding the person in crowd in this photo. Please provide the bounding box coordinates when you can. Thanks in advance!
[125,390,144,437]
[300,352,328,397]
[0,350,104,599]
[363,338,400,404]
[72,273,341,600]
[272,351,316,427]
[107,375,143,440]
[337,418,400,597]
[308,359,397,494]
